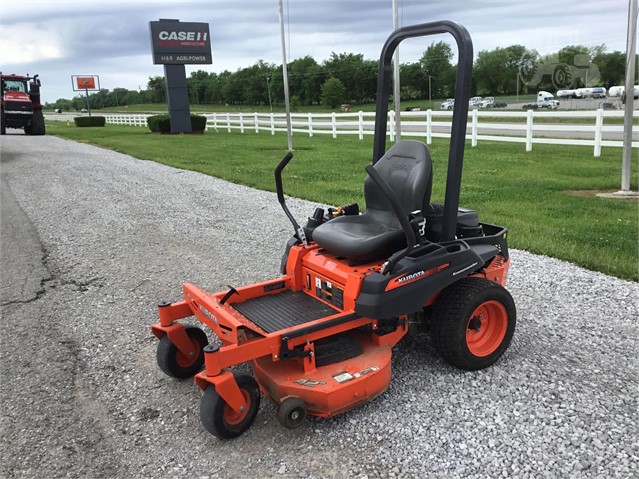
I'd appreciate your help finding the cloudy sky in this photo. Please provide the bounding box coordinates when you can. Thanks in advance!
[0,0,633,103]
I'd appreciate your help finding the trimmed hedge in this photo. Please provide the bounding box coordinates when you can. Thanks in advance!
[146,114,169,133]
[146,114,207,133]
[74,116,106,127]
[190,114,207,132]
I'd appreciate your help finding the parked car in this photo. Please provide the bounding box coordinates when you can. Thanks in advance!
[479,97,494,108]
[440,98,454,110]
[469,96,482,108]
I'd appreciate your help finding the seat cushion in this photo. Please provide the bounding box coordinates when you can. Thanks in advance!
[312,214,406,261]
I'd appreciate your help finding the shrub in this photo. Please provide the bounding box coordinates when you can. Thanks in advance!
[190,114,207,132]
[147,114,207,133]
[146,114,170,133]
[74,116,106,127]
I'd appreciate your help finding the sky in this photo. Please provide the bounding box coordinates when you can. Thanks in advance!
[0,0,634,103]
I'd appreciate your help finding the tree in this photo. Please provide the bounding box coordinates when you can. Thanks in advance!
[475,45,538,95]
[594,51,626,88]
[323,52,376,103]
[400,62,424,100]
[147,76,166,103]
[303,63,326,105]
[555,45,599,88]
[187,70,212,104]
[420,41,454,99]
[287,56,320,105]
[321,77,346,108]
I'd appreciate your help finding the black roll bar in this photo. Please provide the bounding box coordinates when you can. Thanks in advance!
[372,21,473,243]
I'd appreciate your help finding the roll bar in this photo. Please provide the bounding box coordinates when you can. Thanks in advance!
[372,21,473,243]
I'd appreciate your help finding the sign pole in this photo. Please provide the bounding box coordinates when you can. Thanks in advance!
[85,88,91,117]
[278,0,293,151]
[618,0,637,195]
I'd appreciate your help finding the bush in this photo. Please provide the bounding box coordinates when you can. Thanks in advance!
[190,114,207,132]
[74,116,106,127]
[147,114,207,133]
[146,114,170,133]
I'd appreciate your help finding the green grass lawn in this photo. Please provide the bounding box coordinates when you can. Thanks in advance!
[46,122,638,281]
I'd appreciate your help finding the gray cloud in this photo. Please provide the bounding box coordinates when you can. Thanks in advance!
[0,0,631,103]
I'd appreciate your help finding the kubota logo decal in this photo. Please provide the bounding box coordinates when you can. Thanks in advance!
[199,305,218,324]
[398,270,425,284]
[385,263,450,291]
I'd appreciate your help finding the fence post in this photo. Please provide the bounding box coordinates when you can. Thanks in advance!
[593,108,603,157]
[525,109,533,152]
[308,113,313,137]
[358,111,364,140]
[331,112,337,139]
[426,109,432,145]
[226,113,231,133]
[239,113,244,134]
[212,112,218,131]
[471,109,478,147]
[389,110,395,142]
[254,113,259,133]
[270,113,275,135]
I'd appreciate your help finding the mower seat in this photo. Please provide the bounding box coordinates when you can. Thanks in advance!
[312,140,432,261]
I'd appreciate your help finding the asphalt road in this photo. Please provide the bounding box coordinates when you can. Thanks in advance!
[1,132,637,478]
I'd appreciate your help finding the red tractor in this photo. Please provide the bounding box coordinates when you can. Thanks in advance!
[1,73,45,135]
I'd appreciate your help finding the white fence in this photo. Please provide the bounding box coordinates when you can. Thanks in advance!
[46,109,638,156]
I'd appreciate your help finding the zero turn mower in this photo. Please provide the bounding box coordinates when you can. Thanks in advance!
[151,20,516,439]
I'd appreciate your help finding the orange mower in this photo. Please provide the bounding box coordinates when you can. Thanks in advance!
[151,21,516,439]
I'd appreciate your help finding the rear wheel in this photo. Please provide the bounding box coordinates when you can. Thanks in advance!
[156,325,208,379]
[1,109,6,135]
[200,374,260,439]
[430,277,516,370]
[30,110,45,135]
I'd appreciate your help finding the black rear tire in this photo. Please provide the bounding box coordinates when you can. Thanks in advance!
[1,109,6,135]
[30,110,45,135]
[430,277,516,371]
[156,325,208,379]
[200,374,260,439]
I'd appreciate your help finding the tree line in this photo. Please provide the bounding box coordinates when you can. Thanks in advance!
[47,43,632,111]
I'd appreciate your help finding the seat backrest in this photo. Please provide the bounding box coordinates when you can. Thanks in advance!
[364,140,432,222]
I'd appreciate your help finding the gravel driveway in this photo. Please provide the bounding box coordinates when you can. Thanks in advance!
[1,134,637,478]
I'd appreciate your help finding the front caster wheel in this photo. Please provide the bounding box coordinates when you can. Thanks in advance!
[156,325,208,379]
[431,277,516,371]
[200,374,261,439]
[277,397,307,429]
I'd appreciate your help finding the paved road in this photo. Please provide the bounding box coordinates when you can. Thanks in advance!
[1,132,637,478]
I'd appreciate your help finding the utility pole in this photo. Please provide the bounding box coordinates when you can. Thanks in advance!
[428,75,432,106]
[618,0,637,195]
[266,77,273,112]
[392,0,401,139]
[278,0,293,151]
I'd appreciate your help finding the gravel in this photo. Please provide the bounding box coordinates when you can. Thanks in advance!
[1,134,637,478]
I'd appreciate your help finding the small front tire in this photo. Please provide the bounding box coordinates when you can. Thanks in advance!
[156,325,208,379]
[200,374,261,439]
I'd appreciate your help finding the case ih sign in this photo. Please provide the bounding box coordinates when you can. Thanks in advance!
[149,20,212,64]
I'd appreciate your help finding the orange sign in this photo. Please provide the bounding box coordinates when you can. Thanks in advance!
[76,77,96,90]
